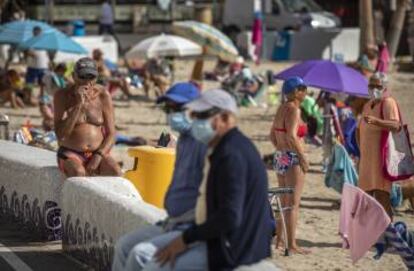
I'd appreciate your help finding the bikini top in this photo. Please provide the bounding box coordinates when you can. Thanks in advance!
[274,118,308,138]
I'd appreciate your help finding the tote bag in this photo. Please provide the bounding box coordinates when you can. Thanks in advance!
[380,100,414,181]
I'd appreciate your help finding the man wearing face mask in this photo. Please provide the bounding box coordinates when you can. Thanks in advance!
[112,82,208,271]
[154,89,273,270]
[357,72,401,219]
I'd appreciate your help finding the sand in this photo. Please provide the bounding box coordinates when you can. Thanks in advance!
[1,60,414,270]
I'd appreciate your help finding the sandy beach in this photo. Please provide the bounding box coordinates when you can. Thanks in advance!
[2,60,414,270]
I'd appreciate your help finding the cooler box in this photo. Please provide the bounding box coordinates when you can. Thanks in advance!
[124,146,176,208]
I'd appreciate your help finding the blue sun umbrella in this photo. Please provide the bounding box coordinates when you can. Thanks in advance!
[0,20,56,45]
[19,30,87,54]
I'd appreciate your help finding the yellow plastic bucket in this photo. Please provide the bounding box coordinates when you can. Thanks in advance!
[124,146,176,208]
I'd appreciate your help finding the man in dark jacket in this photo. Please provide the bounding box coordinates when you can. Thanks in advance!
[155,89,273,270]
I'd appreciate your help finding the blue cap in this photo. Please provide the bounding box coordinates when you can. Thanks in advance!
[157,82,200,104]
[282,76,306,95]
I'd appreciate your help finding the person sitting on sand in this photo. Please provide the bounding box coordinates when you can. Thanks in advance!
[40,63,68,131]
[0,69,25,109]
[92,48,132,98]
[54,57,121,177]
[270,76,310,254]
[143,57,171,98]
[357,72,401,219]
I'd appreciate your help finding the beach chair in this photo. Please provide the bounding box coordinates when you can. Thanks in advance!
[240,80,268,107]
[268,186,294,256]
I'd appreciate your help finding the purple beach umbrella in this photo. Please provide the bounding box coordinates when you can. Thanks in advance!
[275,60,369,97]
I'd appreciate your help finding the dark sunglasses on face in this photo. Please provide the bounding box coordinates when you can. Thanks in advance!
[368,84,384,89]
[162,104,184,114]
[190,107,222,120]
[78,73,97,81]
[297,86,307,92]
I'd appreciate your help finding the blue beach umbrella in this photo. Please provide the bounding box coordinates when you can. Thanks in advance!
[19,30,87,54]
[0,20,56,45]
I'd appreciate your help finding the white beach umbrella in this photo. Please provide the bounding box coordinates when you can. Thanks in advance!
[125,33,202,59]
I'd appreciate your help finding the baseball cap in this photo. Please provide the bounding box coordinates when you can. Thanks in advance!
[156,82,200,104]
[74,57,98,79]
[185,89,238,115]
[282,76,306,95]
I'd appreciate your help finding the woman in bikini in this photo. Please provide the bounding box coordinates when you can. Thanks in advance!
[54,57,121,177]
[270,76,309,254]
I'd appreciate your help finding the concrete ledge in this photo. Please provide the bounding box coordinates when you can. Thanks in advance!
[62,177,166,270]
[0,140,64,240]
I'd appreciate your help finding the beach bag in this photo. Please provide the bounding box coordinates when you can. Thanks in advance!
[380,100,414,181]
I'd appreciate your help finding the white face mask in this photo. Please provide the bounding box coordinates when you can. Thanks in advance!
[369,87,383,100]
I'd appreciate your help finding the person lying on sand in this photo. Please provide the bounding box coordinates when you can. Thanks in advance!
[54,57,121,177]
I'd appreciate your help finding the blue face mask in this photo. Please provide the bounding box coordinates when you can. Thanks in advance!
[167,112,192,134]
[190,119,216,145]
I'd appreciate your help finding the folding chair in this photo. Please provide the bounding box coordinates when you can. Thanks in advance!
[268,186,294,256]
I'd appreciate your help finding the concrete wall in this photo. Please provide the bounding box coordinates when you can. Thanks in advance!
[62,177,166,270]
[0,140,64,241]
[0,140,166,270]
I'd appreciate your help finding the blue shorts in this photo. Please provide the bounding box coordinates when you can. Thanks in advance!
[26,67,46,85]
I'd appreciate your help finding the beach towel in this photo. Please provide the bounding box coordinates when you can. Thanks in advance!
[374,222,414,270]
[325,144,358,194]
[339,184,391,263]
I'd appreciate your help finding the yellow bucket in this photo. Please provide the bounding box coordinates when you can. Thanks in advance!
[124,146,176,208]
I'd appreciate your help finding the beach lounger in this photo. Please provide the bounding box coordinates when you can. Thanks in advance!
[268,186,294,256]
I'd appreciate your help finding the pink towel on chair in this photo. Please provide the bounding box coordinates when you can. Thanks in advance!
[339,184,391,263]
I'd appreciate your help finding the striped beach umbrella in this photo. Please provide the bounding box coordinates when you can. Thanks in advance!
[126,33,201,59]
[172,21,239,62]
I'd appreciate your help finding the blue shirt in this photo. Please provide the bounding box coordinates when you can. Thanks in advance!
[164,132,207,218]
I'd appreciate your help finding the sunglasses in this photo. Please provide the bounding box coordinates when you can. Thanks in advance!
[162,103,185,114]
[368,84,384,89]
[191,107,222,120]
[76,72,97,80]
[297,86,307,92]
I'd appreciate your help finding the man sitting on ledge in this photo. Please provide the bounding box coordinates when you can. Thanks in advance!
[115,89,273,270]
[112,82,207,271]
[54,57,121,177]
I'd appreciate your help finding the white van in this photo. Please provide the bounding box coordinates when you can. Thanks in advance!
[223,0,340,37]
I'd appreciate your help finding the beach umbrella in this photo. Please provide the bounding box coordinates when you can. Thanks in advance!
[125,34,202,59]
[275,60,369,97]
[172,21,239,62]
[0,20,56,45]
[19,30,87,54]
